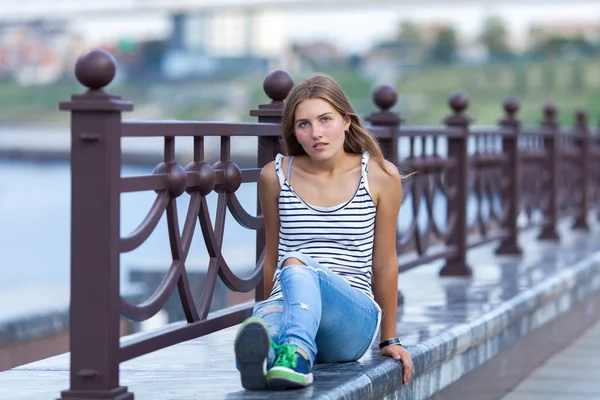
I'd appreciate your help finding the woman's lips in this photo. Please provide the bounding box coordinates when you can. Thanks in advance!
[313,143,328,150]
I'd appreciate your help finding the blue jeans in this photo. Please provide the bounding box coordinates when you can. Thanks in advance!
[252,251,382,367]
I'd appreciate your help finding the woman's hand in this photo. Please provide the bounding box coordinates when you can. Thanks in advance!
[380,344,413,385]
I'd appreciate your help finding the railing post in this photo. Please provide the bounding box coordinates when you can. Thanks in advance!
[250,69,293,301]
[365,84,402,163]
[538,103,560,241]
[58,50,133,399]
[365,84,403,304]
[440,93,472,276]
[573,109,590,231]
[496,98,523,255]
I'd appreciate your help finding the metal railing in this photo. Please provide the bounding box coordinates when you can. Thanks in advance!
[56,49,599,399]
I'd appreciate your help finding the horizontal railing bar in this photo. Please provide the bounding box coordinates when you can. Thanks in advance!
[241,168,261,183]
[470,153,506,166]
[397,126,464,138]
[121,174,166,193]
[119,121,573,140]
[400,155,456,169]
[521,127,553,137]
[119,302,254,363]
[560,148,582,159]
[364,125,465,138]
[120,168,263,193]
[520,149,548,161]
[121,121,282,137]
[470,126,515,136]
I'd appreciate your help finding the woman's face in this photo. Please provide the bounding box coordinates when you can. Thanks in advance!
[292,97,350,162]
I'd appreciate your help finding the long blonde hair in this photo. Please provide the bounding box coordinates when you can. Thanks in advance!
[281,74,396,176]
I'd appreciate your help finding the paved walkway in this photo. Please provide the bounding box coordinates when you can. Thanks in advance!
[502,320,600,400]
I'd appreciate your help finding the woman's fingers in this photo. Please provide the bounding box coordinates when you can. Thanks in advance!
[401,352,413,384]
[382,346,414,385]
[394,349,413,385]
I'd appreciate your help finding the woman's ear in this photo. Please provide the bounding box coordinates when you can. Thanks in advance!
[343,115,351,131]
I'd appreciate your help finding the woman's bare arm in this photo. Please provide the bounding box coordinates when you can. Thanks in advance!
[258,161,281,296]
[371,160,402,341]
[370,159,412,385]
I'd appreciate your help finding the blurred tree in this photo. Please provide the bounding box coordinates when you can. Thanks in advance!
[527,26,546,55]
[397,21,423,44]
[480,16,513,61]
[527,26,596,60]
[543,35,594,58]
[429,27,458,64]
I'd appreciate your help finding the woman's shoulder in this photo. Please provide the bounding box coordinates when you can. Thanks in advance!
[259,159,279,186]
[366,157,402,204]
[367,157,401,182]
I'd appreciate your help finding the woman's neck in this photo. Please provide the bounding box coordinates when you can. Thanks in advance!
[302,151,358,177]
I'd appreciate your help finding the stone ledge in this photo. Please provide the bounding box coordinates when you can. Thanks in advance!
[321,251,600,400]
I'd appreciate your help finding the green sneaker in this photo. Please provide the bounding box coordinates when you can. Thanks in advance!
[234,317,271,390]
[266,344,313,389]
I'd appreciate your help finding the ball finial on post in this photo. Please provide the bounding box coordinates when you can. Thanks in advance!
[444,91,471,127]
[544,102,557,119]
[262,69,294,102]
[373,84,397,111]
[576,108,587,127]
[449,91,469,114]
[74,49,117,91]
[365,84,402,126]
[504,97,520,118]
[542,102,558,127]
[500,97,520,127]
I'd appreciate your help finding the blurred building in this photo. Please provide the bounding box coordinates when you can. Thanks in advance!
[161,10,286,80]
[0,20,86,85]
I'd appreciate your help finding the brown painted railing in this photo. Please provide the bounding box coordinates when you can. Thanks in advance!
[57,49,599,399]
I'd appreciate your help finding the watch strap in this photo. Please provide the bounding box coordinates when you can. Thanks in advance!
[379,337,402,350]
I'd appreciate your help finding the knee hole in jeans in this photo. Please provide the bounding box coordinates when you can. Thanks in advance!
[257,305,282,316]
[281,257,306,268]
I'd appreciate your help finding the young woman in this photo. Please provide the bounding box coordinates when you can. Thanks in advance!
[234,74,413,390]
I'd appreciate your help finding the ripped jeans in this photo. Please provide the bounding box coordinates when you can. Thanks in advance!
[252,251,382,368]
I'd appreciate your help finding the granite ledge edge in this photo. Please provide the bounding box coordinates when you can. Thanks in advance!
[313,250,600,400]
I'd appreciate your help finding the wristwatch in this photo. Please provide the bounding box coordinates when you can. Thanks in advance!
[379,337,402,350]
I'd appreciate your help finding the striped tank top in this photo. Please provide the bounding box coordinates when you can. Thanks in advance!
[267,151,377,302]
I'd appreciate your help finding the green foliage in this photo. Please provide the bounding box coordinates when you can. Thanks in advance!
[1,58,600,128]
[392,58,600,125]
[429,27,459,65]
[480,16,513,61]
[397,21,423,44]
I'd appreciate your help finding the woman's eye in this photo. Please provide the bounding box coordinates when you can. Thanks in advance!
[298,121,308,128]
[321,117,330,123]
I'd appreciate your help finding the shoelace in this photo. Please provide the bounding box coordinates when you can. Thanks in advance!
[272,343,299,368]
